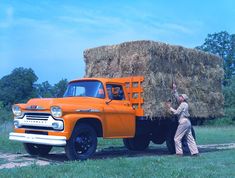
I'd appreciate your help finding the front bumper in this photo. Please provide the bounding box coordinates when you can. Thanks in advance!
[9,132,66,146]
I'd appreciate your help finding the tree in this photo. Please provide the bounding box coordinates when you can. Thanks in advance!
[0,67,38,107]
[196,31,235,85]
[52,79,68,97]
[223,76,235,120]
[34,81,53,98]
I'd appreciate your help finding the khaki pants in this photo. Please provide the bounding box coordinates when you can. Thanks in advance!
[174,118,199,155]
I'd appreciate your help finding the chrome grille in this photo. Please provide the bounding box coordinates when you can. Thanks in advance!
[25,113,51,120]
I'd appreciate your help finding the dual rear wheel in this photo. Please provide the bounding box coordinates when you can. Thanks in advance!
[123,135,150,151]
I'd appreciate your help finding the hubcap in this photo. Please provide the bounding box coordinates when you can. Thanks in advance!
[75,133,92,154]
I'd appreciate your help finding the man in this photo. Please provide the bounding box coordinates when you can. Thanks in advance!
[166,84,199,156]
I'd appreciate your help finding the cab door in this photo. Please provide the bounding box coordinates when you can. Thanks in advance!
[103,83,135,138]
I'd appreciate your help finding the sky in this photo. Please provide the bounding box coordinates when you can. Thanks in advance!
[0,0,235,84]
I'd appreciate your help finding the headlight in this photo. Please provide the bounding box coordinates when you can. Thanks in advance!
[51,106,62,118]
[12,105,22,116]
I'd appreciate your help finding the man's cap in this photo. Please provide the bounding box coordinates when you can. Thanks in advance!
[180,94,189,101]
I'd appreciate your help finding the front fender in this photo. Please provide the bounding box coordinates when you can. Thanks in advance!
[63,113,104,140]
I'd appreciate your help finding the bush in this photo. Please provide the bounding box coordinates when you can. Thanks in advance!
[0,108,12,123]
[204,117,235,126]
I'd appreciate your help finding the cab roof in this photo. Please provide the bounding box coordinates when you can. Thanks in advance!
[69,77,126,84]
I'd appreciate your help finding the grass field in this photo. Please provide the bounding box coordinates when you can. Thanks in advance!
[0,122,235,177]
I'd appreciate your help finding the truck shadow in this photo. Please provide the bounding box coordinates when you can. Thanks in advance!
[37,145,231,163]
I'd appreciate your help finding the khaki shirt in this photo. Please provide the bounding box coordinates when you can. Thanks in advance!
[170,89,190,121]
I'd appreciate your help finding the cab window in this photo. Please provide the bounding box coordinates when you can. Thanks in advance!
[106,84,125,100]
[64,80,105,99]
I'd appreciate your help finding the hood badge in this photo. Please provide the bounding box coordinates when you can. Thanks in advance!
[26,105,45,110]
[76,109,100,113]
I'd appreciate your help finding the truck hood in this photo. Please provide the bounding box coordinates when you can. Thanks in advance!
[23,97,104,112]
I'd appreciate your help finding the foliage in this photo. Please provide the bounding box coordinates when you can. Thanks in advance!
[34,79,68,98]
[0,108,12,123]
[222,76,235,121]
[0,68,38,108]
[52,79,68,97]
[196,31,235,86]
[223,76,235,108]
[196,31,235,125]
[0,68,69,111]
[34,81,53,98]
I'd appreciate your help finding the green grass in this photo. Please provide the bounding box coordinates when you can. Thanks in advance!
[0,149,235,178]
[0,123,235,177]
[195,126,235,144]
[0,122,25,153]
[0,158,8,165]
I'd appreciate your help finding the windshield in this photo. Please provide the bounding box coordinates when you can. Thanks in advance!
[63,80,105,98]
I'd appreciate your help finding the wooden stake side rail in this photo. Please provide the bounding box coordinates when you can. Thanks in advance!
[112,76,144,116]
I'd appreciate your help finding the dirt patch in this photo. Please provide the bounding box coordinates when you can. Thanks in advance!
[0,143,234,169]
[0,153,51,169]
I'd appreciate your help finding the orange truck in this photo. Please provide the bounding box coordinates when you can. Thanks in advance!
[9,76,194,160]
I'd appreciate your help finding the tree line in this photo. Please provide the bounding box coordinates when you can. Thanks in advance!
[196,31,235,122]
[0,67,68,109]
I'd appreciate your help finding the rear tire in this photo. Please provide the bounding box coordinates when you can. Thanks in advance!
[166,121,178,154]
[123,135,150,151]
[23,143,52,156]
[166,133,176,154]
[65,124,97,160]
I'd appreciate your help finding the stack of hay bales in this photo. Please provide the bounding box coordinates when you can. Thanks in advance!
[84,40,224,119]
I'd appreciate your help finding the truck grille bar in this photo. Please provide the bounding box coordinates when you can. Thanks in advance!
[25,113,50,120]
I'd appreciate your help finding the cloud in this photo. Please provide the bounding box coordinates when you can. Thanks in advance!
[162,23,193,34]
[58,10,126,31]
[0,6,14,28]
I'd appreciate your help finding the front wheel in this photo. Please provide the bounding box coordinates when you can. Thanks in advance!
[123,135,150,151]
[23,143,52,156]
[65,124,97,161]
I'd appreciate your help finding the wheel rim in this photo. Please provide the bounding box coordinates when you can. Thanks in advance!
[74,132,93,154]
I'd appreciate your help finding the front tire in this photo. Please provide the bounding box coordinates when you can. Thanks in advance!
[65,124,97,160]
[23,143,52,156]
[123,135,150,151]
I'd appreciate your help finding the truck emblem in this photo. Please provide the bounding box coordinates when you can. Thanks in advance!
[31,105,38,109]
[26,105,44,110]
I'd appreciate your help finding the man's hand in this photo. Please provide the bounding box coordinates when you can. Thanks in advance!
[173,83,177,90]
[165,101,171,109]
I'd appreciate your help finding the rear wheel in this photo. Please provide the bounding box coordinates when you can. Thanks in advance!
[65,124,97,160]
[166,132,176,154]
[123,135,150,151]
[23,143,52,156]
[166,121,178,154]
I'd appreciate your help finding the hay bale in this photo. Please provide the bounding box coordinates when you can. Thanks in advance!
[84,40,224,119]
